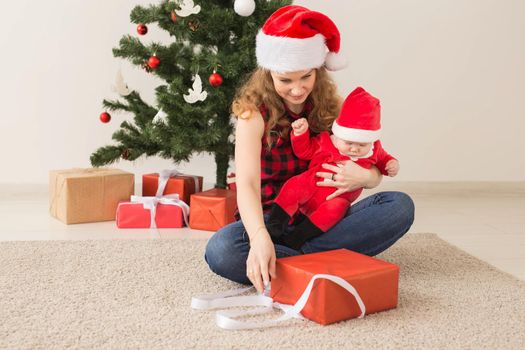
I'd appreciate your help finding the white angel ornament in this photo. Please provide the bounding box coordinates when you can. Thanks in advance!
[112,69,131,96]
[152,109,168,123]
[175,0,201,17]
[183,74,207,104]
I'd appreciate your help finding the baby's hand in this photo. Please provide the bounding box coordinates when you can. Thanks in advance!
[292,118,309,136]
[385,159,400,177]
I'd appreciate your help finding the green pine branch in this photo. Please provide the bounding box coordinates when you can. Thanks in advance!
[91,0,293,187]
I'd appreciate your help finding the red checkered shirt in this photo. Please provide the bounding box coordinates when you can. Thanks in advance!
[234,103,313,220]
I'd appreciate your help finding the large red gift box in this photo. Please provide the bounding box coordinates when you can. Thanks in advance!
[116,198,185,228]
[270,249,399,325]
[142,172,203,204]
[189,189,237,231]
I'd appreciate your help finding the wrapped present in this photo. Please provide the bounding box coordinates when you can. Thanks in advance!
[226,172,236,191]
[271,249,399,325]
[189,189,237,231]
[49,168,134,224]
[142,169,203,204]
[116,194,189,228]
[191,249,399,329]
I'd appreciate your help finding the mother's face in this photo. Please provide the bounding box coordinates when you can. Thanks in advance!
[270,69,316,108]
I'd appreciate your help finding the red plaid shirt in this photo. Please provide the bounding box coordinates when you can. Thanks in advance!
[259,104,312,215]
[234,103,313,220]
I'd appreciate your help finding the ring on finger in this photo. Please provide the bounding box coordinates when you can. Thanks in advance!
[331,173,335,181]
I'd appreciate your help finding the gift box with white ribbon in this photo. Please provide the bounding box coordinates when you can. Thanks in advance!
[191,249,399,329]
[116,194,189,229]
[271,249,399,325]
[142,169,203,204]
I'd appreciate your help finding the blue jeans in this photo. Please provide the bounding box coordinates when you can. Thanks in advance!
[205,191,415,285]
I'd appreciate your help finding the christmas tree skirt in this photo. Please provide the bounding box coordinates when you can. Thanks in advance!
[1,234,524,349]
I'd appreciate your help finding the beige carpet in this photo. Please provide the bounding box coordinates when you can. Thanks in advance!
[0,234,524,350]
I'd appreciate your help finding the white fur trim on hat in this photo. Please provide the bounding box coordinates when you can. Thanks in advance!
[332,121,381,143]
[256,31,327,72]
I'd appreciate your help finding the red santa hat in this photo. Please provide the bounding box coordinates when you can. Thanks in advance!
[256,5,347,72]
[332,87,382,143]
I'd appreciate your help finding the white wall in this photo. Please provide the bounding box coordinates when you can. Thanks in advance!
[1,0,524,184]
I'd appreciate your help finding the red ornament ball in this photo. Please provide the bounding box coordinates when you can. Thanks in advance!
[137,23,148,35]
[99,112,111,123]
[170,10,177,23]
[148,55,160,69]
[209,72,223,87]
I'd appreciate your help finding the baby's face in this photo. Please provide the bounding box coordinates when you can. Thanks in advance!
[333,137,372,157]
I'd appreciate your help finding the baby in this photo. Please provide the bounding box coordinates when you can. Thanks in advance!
[267,87,399,250]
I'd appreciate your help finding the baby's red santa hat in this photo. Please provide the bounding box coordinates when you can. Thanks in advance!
[256,5,347,72]
[332,87,382,143]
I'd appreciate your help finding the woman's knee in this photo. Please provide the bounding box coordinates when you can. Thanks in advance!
[204,227,235,272]
[388,191,415,231]
[365,191,415,256]
[398,191,415,224]
[204,222,249,284]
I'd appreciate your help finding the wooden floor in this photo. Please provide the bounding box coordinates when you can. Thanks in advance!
[1,182,523,281]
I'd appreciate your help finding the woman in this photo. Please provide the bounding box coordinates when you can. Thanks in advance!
[205,5,414,293]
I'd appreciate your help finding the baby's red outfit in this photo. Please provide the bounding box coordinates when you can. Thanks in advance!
[274,130,394,232]
[267,86,395,250]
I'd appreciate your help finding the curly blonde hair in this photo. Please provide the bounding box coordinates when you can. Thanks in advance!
[232,67,341,148]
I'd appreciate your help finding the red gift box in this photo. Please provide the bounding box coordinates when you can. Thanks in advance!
[270,249,399,325]
[189,189,237,231]
[116,195,188,228]
[142,171,203,204]
[226,173,236,191]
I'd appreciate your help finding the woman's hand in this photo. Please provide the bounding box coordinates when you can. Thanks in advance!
[316,161,380,200]
[246,228,277,294]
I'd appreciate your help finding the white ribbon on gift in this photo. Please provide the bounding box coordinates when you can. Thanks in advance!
[191,273,366,330]
[156,169,201,198]
[130,194,190,228]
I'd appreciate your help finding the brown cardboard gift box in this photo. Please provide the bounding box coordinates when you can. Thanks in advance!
[49,168,134,224]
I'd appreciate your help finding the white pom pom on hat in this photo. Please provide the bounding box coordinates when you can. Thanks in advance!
[256,5,347,72]
[325,51,348,71]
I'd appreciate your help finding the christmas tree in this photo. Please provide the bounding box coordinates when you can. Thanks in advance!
[91,0,291,188]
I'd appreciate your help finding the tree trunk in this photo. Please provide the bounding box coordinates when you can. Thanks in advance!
[214,151,229,189]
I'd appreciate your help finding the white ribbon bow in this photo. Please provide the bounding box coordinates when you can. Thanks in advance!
[156,169,201,198]
[130,194,190,228]
[191,273,366,330]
